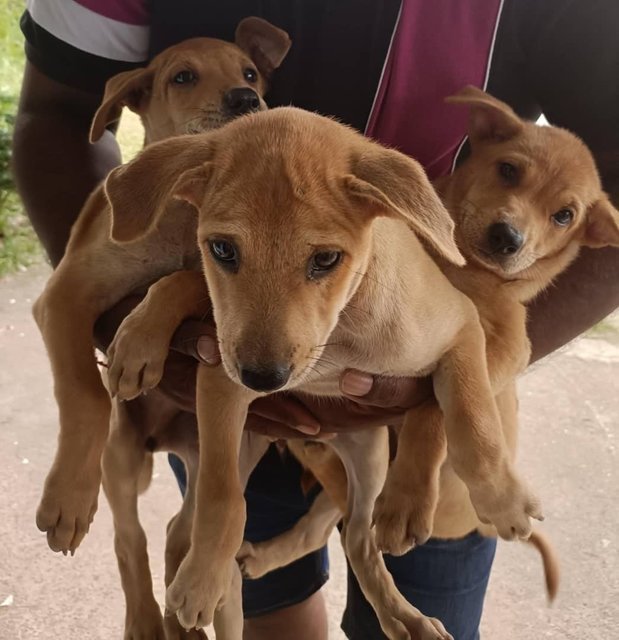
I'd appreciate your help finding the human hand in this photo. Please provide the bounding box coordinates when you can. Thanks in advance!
[160,320,432,437]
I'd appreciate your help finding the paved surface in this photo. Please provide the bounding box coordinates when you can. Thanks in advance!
[0,264,617,639]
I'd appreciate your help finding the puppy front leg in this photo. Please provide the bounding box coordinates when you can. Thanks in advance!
[374,401,447,555]
[33,274,111,554]
[434,318,542,540]
[107,270,210,400]
[166,364,257,631]
[238,489,341,579]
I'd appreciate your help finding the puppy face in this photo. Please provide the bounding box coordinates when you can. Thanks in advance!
[143,38,271,136]
[90,17,291,143]
[451,126,603,274]
[445,87,619,280]
[197,174,376,392]
[105,108,462,393]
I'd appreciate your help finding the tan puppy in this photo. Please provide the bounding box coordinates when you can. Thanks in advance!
[237,89,619,605]
[31,17,290,640]
[374,86,619,553]
[103,107,541,638]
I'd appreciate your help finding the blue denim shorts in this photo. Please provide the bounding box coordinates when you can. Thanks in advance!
[342,532,496,640]
[168,446,329,617]
[168,447,496,636]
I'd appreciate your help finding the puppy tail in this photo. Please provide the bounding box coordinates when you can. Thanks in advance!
[137,451,154,495]
[526,529,560,603]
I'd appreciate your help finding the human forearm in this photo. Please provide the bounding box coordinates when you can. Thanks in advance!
[13,115,121,265]
[12,63,122,265]
[527,246,619,362]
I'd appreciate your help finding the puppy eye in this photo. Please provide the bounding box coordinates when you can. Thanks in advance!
[551,208,574,226]
[309,251,342,279]
[498,162,518,184]
[209,239,239,271]
[243,68,258,83]
[171,70,197,85]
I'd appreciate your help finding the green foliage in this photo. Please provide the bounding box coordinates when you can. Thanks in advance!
[0,0,25,95]
[0,0,40,275]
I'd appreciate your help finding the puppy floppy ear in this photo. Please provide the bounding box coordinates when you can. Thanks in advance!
[173,163,214,209]
[104,135,214,243]
[235,17,291,78]
[582,196,619,247]
[345,145,465,266]
[90,67,154,142]
[446,85,523,144]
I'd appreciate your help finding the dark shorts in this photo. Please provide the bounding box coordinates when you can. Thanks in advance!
[168,447,496,637]
[342,532,496,640]
[168,446,329,618]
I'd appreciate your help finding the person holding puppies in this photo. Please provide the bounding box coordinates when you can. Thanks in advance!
[13,1,619,639]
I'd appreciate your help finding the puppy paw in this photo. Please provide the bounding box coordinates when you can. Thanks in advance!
[36,466,100,553]
[107,313,171,400]
[236,541,260,579]
[373,475,438,556]
[469,466,543,541]
[165,552,229,630]
[236,540,276,580]
[379,603,453,640]
[163,615,208,640]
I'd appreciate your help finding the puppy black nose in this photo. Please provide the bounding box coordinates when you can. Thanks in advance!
[224,88,261,116]
[240,365,291,392]
[487,222,524,255]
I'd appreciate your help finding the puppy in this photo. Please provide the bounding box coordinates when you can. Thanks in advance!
[31,17,290,640]
[374,86,619,555]
[103,106,541,638]
[237,89,619,607]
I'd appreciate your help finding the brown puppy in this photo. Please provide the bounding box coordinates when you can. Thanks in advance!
[374,86,619,555]
[31,18,290,640]
[103,106,540,638]
[236,89,618,606]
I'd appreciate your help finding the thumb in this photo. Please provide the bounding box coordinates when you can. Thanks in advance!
[171,319,221,365]
[339,369,431,408]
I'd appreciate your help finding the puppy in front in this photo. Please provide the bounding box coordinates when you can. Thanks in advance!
[237,89,619,608]
[104,106,541,639]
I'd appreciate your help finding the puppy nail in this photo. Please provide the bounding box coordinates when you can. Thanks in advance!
[340,371,373,396]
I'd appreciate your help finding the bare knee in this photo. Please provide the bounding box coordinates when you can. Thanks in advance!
[243,589,328,640]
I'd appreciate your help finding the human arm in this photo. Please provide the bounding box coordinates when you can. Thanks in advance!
[12,62,122,266]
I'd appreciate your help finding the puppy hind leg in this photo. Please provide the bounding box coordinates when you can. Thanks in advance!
[332,429,452,640]
[163,446,208,640]
[237,489,341,579]
[102,401,165,640]
[238,438,343,578]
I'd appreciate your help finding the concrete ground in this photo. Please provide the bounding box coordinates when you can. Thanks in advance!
[0,264,617,639]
